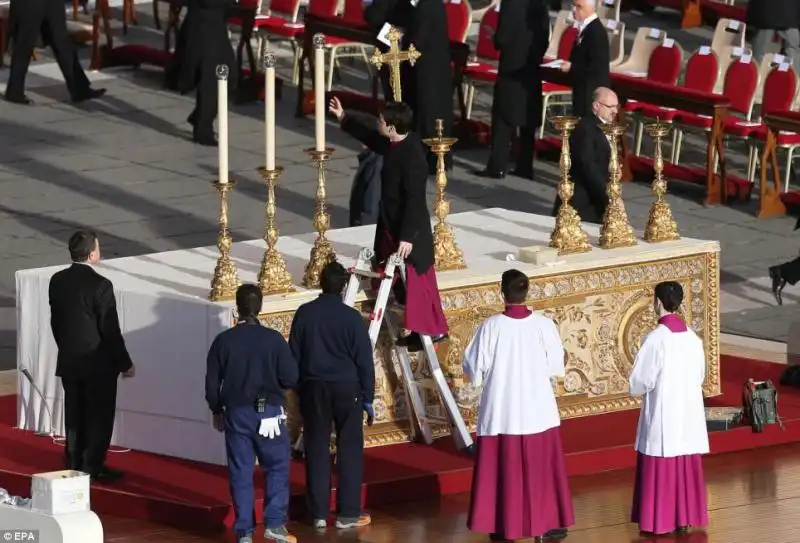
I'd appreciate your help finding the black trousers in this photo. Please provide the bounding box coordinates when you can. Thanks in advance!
[299,380,364,520]
[190,64,219,139]
[61,374,118,473]
[488,114,536,174]
[7,7,90,99]
[778,256,800,285]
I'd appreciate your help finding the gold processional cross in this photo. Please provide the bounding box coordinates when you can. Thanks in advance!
[369,26,421,102]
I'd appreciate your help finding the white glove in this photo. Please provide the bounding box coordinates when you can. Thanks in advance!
[258,417,281,439]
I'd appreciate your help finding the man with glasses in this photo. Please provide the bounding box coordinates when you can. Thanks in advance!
[558,0,610,117]
[552,87,618,223]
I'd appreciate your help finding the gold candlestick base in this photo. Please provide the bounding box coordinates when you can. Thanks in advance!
[209,179,240,301]
[643,121,680,243]
[423,119,465,271]
[257,166,296,295]
[599,121,637,250]
[549,116,591,255]
[302,148,337,289]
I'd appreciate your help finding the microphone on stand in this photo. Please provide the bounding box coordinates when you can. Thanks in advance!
[19,368,56,438]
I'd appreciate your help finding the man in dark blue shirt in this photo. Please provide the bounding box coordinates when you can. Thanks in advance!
[289,262,375,530]
[205,284,299,543]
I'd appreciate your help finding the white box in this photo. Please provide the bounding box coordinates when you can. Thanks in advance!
[518,246,559,265]
[31,470,90,515]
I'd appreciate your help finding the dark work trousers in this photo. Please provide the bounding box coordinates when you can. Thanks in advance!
[7,7,90,100]
[349,149,383,227]
[299,380,364,520]
[191,64,219,140]
[778,256,800,285]
[487,115,536,174]
[225,404,290,535]
[61,374,118,473]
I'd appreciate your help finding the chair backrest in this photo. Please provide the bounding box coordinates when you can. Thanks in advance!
[721,57,760,117]
[596,0,621,21]
[267,0,301,20]
[646,40,683,85]
[475,4,500,61]
[760,65,799,118]
[545,10,573,60]
[710,18,746,53]
[444,0,472,43]
[306,0,338,18]
[557,26,579,60]
[683,47,720,94]
[603,18,625,65]
[340,0,365,23]
[622,27,667,71]
[754,52,783,103]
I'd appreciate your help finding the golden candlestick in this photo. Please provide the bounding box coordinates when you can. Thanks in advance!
[599,121,637,249]
[423,118,465,271]
[370,26,421,102]
[549,116,591,255]
[209,180,240,301]
[257,167,295,295]
[643,121,680,243]
[302,148,337,288]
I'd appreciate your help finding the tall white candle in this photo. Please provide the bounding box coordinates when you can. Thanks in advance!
[264,52,276,170]
[216,65,229,184]
[313,34,326,153]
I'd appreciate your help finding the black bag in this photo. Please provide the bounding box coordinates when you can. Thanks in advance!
[742,379,784,433]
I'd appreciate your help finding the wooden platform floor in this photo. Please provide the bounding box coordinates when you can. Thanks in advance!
[103,442,800,543]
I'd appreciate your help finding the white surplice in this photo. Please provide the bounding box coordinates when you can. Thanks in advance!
[629,324,710,457]
[463,312,565,436]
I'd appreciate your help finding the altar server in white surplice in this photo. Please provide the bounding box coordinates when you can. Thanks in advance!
[629,281,710,537]
[464,269,575,542]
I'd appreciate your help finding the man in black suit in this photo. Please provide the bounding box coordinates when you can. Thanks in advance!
[475,0,550,179]
[552,87,618,224]
[6,0,106,105]
[558,0,610,117]
[330,98,449,351]
[49,231,134,482]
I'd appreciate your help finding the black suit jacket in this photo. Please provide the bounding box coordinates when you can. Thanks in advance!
[552,116,610,224]
[49,264,133,380]
[340,113,435,272]
[569,17,610,118]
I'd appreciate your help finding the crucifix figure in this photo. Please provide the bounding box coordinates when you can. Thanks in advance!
[369,26,421,102]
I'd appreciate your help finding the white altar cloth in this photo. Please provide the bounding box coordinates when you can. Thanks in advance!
[15,208,718,465]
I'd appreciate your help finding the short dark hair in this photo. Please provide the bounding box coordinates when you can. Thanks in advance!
[320,261,349,295]
[236,284,263,319]
[501,269,529,304]
[654,281,683,313]
[380,101,414,135]
[68,231,98,262]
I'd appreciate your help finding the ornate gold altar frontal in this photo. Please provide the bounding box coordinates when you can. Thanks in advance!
[253,251,721,447]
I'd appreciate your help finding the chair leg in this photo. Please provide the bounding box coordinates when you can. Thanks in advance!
[747,143,757,183]
[673,130,684,165]
[153,0,161,30]
[327,46,338,91]
[465,83,475,120]
[291,42,301,86]
[633,118,644,156]
[539,95,551,139]
[786,147,796,192]
[670,128,679,163]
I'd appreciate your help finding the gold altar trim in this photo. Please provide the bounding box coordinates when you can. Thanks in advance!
[249,250,720,448]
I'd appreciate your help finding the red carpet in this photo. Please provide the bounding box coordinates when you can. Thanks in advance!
[1,355,798,531]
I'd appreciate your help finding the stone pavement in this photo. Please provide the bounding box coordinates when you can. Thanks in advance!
[0,2,794,371]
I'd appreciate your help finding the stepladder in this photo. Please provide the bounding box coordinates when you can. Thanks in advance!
[291,248,474,457]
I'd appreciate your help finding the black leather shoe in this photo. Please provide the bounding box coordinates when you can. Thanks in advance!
[769,266,786,306]
[543,528,568,540]
[473,168,505,179]
[193,131,218,147]
[89,467,123,482]
[511,168,534,180]
[396,332,423,352]
[4,94,33,105]
[187,112,198,127]
[72,88,106,103]
[431,334,449,344]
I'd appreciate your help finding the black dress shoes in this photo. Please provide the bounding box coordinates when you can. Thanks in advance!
[72,88,107,103]
[89,466,123,483]
[543,528,568,540]
[473,168,506,179]
[4,94,34,105]
[193,132,218,147]
[769,266,786,306]
[511,168,534,180]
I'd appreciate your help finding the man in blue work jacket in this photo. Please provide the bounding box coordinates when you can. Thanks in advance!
[289,261,375,530]
[205,283,299,543]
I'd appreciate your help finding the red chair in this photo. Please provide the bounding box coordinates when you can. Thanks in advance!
[327,0,374,91]
[464,6,500,119]
[672,56,760,167]
[539,26,579,136]
[445,0,472,44]
[747,66,800,187]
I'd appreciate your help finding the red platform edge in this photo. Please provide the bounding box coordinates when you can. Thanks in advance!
[0,354,797,531]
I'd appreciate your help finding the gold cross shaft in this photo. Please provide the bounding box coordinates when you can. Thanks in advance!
[370,26,421,102]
